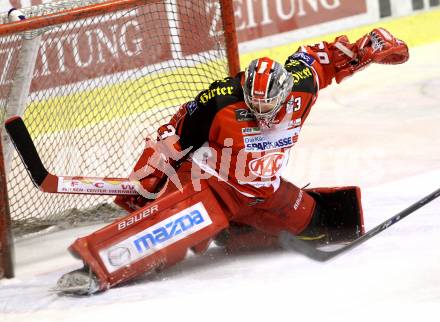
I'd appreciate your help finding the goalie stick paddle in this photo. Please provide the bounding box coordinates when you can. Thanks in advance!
[279,187,440,261]
[4,116,138,196]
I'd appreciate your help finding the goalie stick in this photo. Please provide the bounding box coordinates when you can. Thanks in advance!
[279,187,440,261]
[4,116,138,196]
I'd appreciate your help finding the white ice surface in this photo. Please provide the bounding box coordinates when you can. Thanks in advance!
[1,42,439,322]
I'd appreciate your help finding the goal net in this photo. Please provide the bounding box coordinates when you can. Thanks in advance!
[0,0,239,277]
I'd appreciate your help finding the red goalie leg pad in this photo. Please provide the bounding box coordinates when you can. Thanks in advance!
[68,181,228,291]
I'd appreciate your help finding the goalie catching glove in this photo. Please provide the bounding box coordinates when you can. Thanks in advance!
[303,27,409,84]
[333,28,409,83]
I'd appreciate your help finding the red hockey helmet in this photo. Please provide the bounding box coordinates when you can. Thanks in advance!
[243,57,293,125]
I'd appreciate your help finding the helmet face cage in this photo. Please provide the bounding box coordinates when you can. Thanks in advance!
[243,58,293,125]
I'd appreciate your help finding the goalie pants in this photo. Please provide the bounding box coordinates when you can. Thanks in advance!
[165,160,317,251]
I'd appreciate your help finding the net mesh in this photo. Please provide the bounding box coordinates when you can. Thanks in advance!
[0,0,232,235]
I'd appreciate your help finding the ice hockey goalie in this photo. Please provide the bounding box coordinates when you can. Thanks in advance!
[56,28,409,295]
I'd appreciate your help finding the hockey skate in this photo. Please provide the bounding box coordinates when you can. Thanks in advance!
[54,266,100,295]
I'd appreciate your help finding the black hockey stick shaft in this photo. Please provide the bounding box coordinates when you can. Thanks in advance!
[5,115,48,187]
[279,187,440,261]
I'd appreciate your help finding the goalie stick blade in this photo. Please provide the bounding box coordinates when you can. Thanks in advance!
[279,187,440,262]
[278,231,335,261]
[5,116,49,187]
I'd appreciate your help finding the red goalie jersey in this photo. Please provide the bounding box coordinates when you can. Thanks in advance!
[170,59,316,199]
[126,28,409,202]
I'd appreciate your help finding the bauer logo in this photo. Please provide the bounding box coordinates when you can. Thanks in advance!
[99,202,212,273]
[118,204,159,230]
